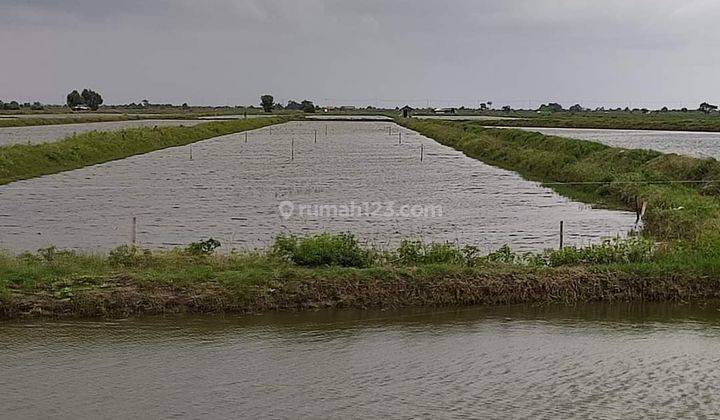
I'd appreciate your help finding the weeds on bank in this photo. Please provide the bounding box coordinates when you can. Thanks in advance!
[0,233,661,298]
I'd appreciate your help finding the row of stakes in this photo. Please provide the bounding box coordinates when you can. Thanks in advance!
[189,124,425,162]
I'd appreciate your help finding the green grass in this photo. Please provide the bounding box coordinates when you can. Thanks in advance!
[0,116,289,185]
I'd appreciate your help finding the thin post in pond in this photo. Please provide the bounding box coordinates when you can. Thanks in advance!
[559,220,564,249]
[131,216,137,245]
[398,132,402,145]
[420,144,424,162]
[291,138,294,161]
[245,132,248,143]
[314,129,317,143]
[325,124,328,136]
[190,147,193,161]
[388,126,391,136]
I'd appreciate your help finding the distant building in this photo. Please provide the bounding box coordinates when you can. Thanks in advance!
[71,105,91,111]
[434,107,456,114]
[401,105,413,118]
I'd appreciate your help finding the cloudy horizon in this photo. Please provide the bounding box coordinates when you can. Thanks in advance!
[2,0,719,109]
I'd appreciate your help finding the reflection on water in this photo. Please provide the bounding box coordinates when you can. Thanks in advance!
[501,126,720,159]
[0,121,635,252]
[2,302,720,418]
[0,119,204,146]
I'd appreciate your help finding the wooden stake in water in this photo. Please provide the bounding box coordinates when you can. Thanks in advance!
[398,132,402,145]
[291,138,294,161]
[314,130,317,144]
[325,124,328,136]
[420,144,424,162]
[559,220,564,249]
[131,216,137,245]
[388,126,391,135]
[245,132,248,143]
[190,147,193,160]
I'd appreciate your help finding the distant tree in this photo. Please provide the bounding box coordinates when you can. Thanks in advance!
[699,102,718,114]
[501,105,512,112]
[286,100,303,111]
[480,103,487,110]
[5,101,20,110]
[66,90,83,107]
[301,100,316,113]
[182,102,189,109]
[681,107,688,112]
[273,103,284,110]
[486,101,493,109]
[30,101,44,110]
[539,103,563,113]
[660,106,669,112]
[81,89,103,110]
[260,95,274,113]
[568,104,584,112]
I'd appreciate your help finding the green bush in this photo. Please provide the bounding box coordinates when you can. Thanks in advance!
[273,233,372,268]
[395,240,481,265]
[532,237,656,267]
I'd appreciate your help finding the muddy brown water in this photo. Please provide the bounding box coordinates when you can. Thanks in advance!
[2,302,720,418]
[0,119,204,146]
[494,126,720,159]
[0,121,636,252]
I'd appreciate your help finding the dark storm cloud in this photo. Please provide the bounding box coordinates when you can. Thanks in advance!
[1,0,719,108]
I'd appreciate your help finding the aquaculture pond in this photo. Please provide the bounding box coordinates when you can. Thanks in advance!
[497,126,720,159]
[0,121,635,252]
[0,119,203,146]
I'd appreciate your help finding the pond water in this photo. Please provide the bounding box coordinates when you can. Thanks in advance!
[2,302,719,418]
[496,126,720,159]
[0,119,204,146]
[0,121,635,252]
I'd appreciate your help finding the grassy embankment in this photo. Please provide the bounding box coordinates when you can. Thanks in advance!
[480,111,720,132]
[0,116,288,185]
[4,117,720,317]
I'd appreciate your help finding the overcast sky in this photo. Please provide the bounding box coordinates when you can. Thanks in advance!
[2,0,719,108]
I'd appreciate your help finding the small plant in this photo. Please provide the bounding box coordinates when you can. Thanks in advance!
[186,238,221,256]
[108,245,141,267]
[484,244,520,264]
[36,246,76,263]
[392,240,483,266]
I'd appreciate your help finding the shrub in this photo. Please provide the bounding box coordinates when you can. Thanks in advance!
[533,237,656,267]
[108,245,142,267]
[395,240,480,265]
[273,233,371,267]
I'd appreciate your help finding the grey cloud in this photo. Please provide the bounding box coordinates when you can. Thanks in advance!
[1,0,718,108]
